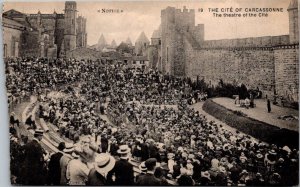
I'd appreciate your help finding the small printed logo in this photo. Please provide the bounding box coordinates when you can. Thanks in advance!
[97,9,124,13]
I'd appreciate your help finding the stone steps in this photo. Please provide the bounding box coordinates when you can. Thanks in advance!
[15,99,177,185]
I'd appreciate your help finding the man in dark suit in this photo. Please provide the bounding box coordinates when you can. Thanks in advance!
[107,145,134,185]
[21,129,48,185]
[48,142,65,185]
[136,158,161,185]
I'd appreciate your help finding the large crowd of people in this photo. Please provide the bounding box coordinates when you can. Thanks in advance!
[8,57,299,186]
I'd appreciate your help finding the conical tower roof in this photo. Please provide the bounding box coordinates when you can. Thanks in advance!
[136,31,150,44]
[126,37,133,46]
[288,0,298,10]
[98,34,107,46]
[111,40,117,48]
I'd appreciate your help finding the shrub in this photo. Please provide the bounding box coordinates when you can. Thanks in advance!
[233,110,247,117]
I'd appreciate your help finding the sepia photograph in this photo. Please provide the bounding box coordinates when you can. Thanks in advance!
[3,0,299,186]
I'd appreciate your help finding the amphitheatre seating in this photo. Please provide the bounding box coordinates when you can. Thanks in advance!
[19,100,59,153]
[17,98,177,185]
[39,118,50,132]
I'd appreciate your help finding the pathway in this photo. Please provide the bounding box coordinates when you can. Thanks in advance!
[213,97,299,132]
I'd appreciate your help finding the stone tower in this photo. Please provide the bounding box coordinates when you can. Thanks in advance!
[161,6,197,77]
[135,31,150,56]
[76,16,87,48]
[288,0,299,44]
[64,1,77,51]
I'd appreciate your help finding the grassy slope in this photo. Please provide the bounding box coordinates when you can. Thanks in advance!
[202,99,299,149]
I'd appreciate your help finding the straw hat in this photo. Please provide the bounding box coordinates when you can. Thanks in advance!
[139,161,147,172]
[63,143,74,153]
[117,145,131,155]
[268,149,277,155]
[94,153,115,174]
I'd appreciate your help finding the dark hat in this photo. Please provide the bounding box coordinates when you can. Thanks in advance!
[145,158,157,170]
[58,142,66,151]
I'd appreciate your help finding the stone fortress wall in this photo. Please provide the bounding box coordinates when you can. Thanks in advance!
[159,0,299,102]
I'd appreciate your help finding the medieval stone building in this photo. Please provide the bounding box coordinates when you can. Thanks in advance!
[152,0,298,102]
[135,31,150,56]
[3,1,87,58]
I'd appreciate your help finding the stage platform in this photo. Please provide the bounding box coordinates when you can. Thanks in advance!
[213,97,299,132]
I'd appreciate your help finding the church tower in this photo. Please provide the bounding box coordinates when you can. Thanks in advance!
[64,1,77,51]
[288,0,299,44]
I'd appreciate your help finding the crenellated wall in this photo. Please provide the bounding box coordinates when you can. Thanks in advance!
[159,3,299,102]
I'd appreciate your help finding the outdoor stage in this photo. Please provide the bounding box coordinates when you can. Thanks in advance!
[213,97,299,132]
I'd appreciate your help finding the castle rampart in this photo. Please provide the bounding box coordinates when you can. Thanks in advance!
[159,1,299,102]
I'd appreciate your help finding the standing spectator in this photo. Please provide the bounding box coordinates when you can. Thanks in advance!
[22,129,47,185]
[67,146,91,185]
[267,99,271,113]
[10,112,20,127]
[154,166,169,185]
[48,142,65,185]
[60,143,74,185]
[141,141,149,161]
[136,161,147,182]
[107,145,134,185]
[87,153,115,185]
[100,133,109,153]
[136,158,161,185]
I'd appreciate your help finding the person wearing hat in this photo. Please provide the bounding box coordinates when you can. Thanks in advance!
[21,129,47,185]
[167,153,175,174]
[136,161,147,182]
[154,166,169,185]
[140,139,150,161]
[254,151,265,175]
[136,158,161,185]
[48,142,65,185]
[252,172,265,186]
[107,145,134,185]
[200,171,211,185]
[100,133,109,153]
[87,153,116,185]
[60,143,74,185]
[25,115,36,129]
[67,146,92,185]
[10,111,20,127]
[265,149,277,173]
[215,166,227,186]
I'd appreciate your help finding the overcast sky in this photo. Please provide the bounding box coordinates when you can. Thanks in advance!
[4,0,291,46]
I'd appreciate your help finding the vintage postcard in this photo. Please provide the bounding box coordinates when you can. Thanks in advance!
[3,0,299,186]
